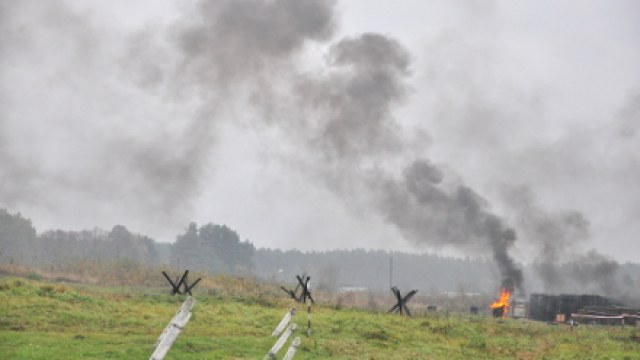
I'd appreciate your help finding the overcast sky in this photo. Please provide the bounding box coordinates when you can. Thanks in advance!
[1,0,639,264]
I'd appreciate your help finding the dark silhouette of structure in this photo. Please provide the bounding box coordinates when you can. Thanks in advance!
[162,270,201,296]
[280,273,314,304]
[388,286,417,316]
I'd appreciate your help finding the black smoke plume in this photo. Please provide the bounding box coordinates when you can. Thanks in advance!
[1,0,525,290]
[136,0,526,290]
[376,161,523,291]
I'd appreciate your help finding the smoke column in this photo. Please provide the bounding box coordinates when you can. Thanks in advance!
[1,0,525,290]
[161,0,524,290]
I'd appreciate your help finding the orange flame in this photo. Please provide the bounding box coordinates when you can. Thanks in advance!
[490,288,511,318]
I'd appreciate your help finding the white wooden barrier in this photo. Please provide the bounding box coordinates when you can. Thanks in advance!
[150,296,196,360]
[263,323,297,360]
[272,307,296,337]
[282,336,301,360]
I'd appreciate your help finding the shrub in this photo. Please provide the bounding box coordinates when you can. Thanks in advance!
[26,272,43,281]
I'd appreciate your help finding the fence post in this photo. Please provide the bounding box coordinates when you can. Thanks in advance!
[272,307,296,337]
[264,323,297,360]
[282,336,301,360]
[306,303,312,336]
[150,296,196,360]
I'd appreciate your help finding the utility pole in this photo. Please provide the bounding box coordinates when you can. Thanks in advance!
[389,254,393,289]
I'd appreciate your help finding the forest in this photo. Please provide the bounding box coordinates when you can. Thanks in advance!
[1,208,639,298]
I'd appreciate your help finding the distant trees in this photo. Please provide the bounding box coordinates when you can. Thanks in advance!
[30,225,159,266]
[172,222,255,274]
[0,209,37,264]
[37,229,100,265]
[0,207,255,276]
[107,225,158,263]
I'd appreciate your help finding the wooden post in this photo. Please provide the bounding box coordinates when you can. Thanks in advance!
[282,336,301,360]
[264,323,297,360]
[150,296,196,360]
[272,308,296,337]
[306,303,312,336]
[389,255,393,289]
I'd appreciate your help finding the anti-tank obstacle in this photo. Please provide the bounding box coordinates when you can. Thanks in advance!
[151,272,201,359]
[280,286,299,301]
[162,270,201,296]
[388,286,417,317]
[279,273,314,304]
[296,275,314,304]
[280,274,314,336]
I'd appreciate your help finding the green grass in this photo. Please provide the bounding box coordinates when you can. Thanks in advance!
[1,277,639,359]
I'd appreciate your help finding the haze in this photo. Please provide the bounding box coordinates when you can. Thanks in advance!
[1,0,639,268]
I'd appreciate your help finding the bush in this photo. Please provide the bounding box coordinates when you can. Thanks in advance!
[26,272,43,281]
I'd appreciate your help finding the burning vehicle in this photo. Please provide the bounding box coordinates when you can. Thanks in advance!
[490,288,512,318]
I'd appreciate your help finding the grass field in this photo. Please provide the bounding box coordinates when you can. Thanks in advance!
[1,277,639,359]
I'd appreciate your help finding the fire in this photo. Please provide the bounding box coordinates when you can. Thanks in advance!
[490,288,511,319]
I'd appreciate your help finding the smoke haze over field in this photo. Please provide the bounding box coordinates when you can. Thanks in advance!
[2,0,640,290]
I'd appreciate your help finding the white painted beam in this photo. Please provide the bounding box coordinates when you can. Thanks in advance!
[150,297,196,360]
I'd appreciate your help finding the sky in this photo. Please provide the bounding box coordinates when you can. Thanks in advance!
[1,0,639,267]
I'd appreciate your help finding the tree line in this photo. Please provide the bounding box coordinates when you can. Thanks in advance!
[0,208,254,275]
[1,208,639,297]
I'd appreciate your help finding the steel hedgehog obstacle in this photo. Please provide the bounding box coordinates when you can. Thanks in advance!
[162,270,201,296]
[388,286,418,317]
